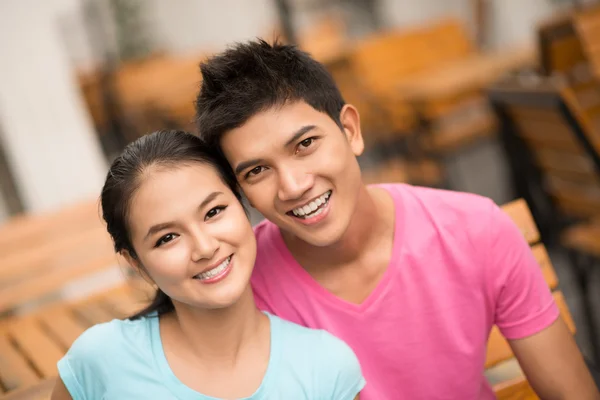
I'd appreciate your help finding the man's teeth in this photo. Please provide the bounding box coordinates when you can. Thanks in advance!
[195,256,231,280]
[292,191,331,218]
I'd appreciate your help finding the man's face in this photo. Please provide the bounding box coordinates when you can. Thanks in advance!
[221,101,365,246]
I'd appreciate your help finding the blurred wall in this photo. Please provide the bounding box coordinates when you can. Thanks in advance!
[146,0,277,55]
[379,0,566,49]
[0,0,107,217]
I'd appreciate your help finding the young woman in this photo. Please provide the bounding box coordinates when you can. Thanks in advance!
[51,130,365,400]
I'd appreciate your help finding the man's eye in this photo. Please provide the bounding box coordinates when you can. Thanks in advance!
[299,138,314,148]
[155,233,177,247]
[296,137,317,154]
[246,166,265,178]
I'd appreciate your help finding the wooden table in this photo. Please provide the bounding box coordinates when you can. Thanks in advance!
[396,45,537,102]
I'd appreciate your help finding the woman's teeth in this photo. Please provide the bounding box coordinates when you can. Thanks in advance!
[194,256,231,280]
[292,191,331,218]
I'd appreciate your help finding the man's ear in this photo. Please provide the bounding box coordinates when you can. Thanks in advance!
[121,250,155,288]
[339,104,364,157]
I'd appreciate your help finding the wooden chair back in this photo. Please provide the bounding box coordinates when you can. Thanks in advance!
[489,77,600,220]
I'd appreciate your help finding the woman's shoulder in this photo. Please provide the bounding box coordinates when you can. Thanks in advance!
[57,316,157,399]
[67,316,152,360]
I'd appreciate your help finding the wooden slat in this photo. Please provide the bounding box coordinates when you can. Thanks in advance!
[0,335,39,393]
[501,199,540,244]
[0,253,119,314]
[37,306,88,350]
[0,227,113,284]
[6,319,64,379]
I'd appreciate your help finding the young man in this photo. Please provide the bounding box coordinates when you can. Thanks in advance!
[195,39,599,399]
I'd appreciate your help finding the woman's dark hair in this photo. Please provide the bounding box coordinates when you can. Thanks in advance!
[100,130,241,320]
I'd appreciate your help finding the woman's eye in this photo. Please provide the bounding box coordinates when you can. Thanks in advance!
[155,233,177,247]
[205,205,227,221]
[246,166,265,179]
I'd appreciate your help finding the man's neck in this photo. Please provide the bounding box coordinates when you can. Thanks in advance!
[282,185,395,270]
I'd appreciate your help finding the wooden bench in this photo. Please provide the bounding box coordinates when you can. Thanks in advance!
[0,199,123,317]
[0,284,149,398]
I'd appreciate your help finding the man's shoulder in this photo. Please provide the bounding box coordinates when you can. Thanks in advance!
[381,182,498,221]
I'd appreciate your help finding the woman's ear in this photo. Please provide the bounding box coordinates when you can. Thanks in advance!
[121,250,156,289]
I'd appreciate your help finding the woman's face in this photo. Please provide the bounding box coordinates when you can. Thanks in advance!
[126,162,256,310]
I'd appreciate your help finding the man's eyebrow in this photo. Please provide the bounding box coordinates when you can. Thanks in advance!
[284,125,316,147]
[234,158,264,176]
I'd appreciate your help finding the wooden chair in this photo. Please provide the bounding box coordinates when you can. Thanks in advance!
[488,76,600,365]
[486,199,576,399]
[488,76,600,229]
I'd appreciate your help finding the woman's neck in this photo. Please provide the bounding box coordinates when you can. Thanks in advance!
[162,285,267,368]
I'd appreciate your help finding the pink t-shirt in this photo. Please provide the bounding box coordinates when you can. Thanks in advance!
[251,184,559,400]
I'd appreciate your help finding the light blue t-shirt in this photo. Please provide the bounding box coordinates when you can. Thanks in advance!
[57,312,365,399]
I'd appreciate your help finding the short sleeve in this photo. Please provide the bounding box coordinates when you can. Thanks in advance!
[57,323,114,399]
[487,203,560,340]
[317,331,366,399]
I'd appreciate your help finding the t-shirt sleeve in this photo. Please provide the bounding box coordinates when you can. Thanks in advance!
[487,203,560,340]
[57,323,112,399]
[317,331,366,399]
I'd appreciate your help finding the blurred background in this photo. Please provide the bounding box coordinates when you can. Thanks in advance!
[1,0,600,398]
